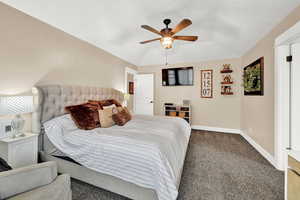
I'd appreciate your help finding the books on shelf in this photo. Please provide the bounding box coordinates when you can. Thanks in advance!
[164,104,191,124]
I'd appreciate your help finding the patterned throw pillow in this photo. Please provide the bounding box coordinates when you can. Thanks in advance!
[112,107,132,126]
[65,103,100,130]
[98,106,118,128]
[116,107,132,118]
[88,99,122,109]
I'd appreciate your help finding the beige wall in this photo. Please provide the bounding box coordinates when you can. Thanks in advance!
[241,5,300,155]
[139,58,242,130]
[0,2,136,95]
[0,3,136,132]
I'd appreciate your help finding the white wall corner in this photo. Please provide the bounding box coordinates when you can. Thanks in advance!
[275,20,300,46]
[240,131,279,170]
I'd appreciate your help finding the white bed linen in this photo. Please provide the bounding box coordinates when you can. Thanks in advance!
[44,114,191,200]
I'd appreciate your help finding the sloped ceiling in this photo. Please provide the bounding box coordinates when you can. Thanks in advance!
[2,0,300,66]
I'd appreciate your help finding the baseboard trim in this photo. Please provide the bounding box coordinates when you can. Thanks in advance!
[191,125,278,169]
[191,125,241,134]
[240,131,278,169]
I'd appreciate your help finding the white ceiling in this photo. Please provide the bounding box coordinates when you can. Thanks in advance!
[2,0,300,66]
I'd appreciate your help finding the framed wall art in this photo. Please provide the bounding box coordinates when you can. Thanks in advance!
[243,57,264,96]
[201,70,213,98]
[128,81,134,94]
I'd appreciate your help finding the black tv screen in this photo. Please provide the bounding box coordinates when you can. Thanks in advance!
[162,67,194,86]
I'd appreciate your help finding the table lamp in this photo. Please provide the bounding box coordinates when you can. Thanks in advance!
[123,93,130,106]
[0,96,33,138]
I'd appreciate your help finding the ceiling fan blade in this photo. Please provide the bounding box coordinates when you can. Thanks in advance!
[140,38,161,44]
[141,25,163,36]
[173,36,198,41]
[171,19,192,35]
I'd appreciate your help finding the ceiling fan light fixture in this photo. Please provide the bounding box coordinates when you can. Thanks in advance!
[140,18,197,49]
[160,37,173,49]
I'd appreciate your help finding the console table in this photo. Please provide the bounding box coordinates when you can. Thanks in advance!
[164,104,191,124]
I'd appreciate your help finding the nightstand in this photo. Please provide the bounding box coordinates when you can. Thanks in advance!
[0,133,38,168]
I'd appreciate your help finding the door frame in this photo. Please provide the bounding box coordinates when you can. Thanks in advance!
[124,67,138,113]
[274,20,300,172]
[135,73,155,115]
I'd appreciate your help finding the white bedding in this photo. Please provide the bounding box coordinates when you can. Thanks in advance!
[44,114,191,200]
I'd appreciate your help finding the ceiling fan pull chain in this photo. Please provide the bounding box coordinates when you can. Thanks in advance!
[165,49,168,66]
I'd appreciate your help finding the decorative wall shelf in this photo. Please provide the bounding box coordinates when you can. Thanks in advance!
[221,81,234,84]
[220,69,233,73]
[220,64,234,96]
[221,92,234,95]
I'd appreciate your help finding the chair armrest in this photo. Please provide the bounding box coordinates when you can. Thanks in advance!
[7,174,72,200]
[0,161,57,199]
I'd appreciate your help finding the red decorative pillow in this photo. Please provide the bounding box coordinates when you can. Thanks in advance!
[116,106,132,119]
[88,99,122,109]
[65,103,100,130]
[112,107,132,126]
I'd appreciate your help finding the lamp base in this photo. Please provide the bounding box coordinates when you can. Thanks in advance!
[19,132,26,137]
[11,114,25,138]
[11,133,25,138]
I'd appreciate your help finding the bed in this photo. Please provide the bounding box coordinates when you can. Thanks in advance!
[33,85,191,200]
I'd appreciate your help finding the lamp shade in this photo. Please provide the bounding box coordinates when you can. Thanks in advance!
[0,96,33,115]
[160,37,173,49]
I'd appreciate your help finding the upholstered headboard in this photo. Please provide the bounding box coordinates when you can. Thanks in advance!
[33,85,124,134]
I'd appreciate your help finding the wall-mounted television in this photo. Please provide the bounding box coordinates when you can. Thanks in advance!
[162,67,194,86]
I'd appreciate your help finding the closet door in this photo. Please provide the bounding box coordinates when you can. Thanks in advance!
[291,43,300,150]
[135,74,154,115]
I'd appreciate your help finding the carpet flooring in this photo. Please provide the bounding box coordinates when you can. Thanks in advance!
[72,130,284,200]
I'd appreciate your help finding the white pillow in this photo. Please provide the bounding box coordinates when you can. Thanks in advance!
[98,106,118,128]
[44,114,78,135]
[43,114,78,156]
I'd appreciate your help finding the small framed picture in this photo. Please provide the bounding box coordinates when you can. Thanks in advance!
[128,82,134,94]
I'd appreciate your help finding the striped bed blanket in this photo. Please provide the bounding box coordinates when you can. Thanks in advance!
[44,114,191,200]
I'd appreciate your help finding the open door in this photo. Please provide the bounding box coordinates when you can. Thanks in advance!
[290,43,300,150]
[135,74,154,115]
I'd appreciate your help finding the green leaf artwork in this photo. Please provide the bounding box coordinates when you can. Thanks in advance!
[243,57,264,95]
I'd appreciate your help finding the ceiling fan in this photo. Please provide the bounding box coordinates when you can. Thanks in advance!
[140,18,198,49]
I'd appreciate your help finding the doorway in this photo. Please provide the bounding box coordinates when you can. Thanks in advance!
[275,20,300,171]
[135,74,154,115]
[124,67,137,113]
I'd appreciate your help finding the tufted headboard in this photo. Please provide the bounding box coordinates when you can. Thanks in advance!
[33,85,124,134]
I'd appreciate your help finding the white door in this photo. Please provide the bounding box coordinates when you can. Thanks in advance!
[290,43,300,150]
[135,74,154,115]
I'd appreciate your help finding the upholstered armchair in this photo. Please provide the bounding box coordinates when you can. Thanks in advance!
[0,161,72,200]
